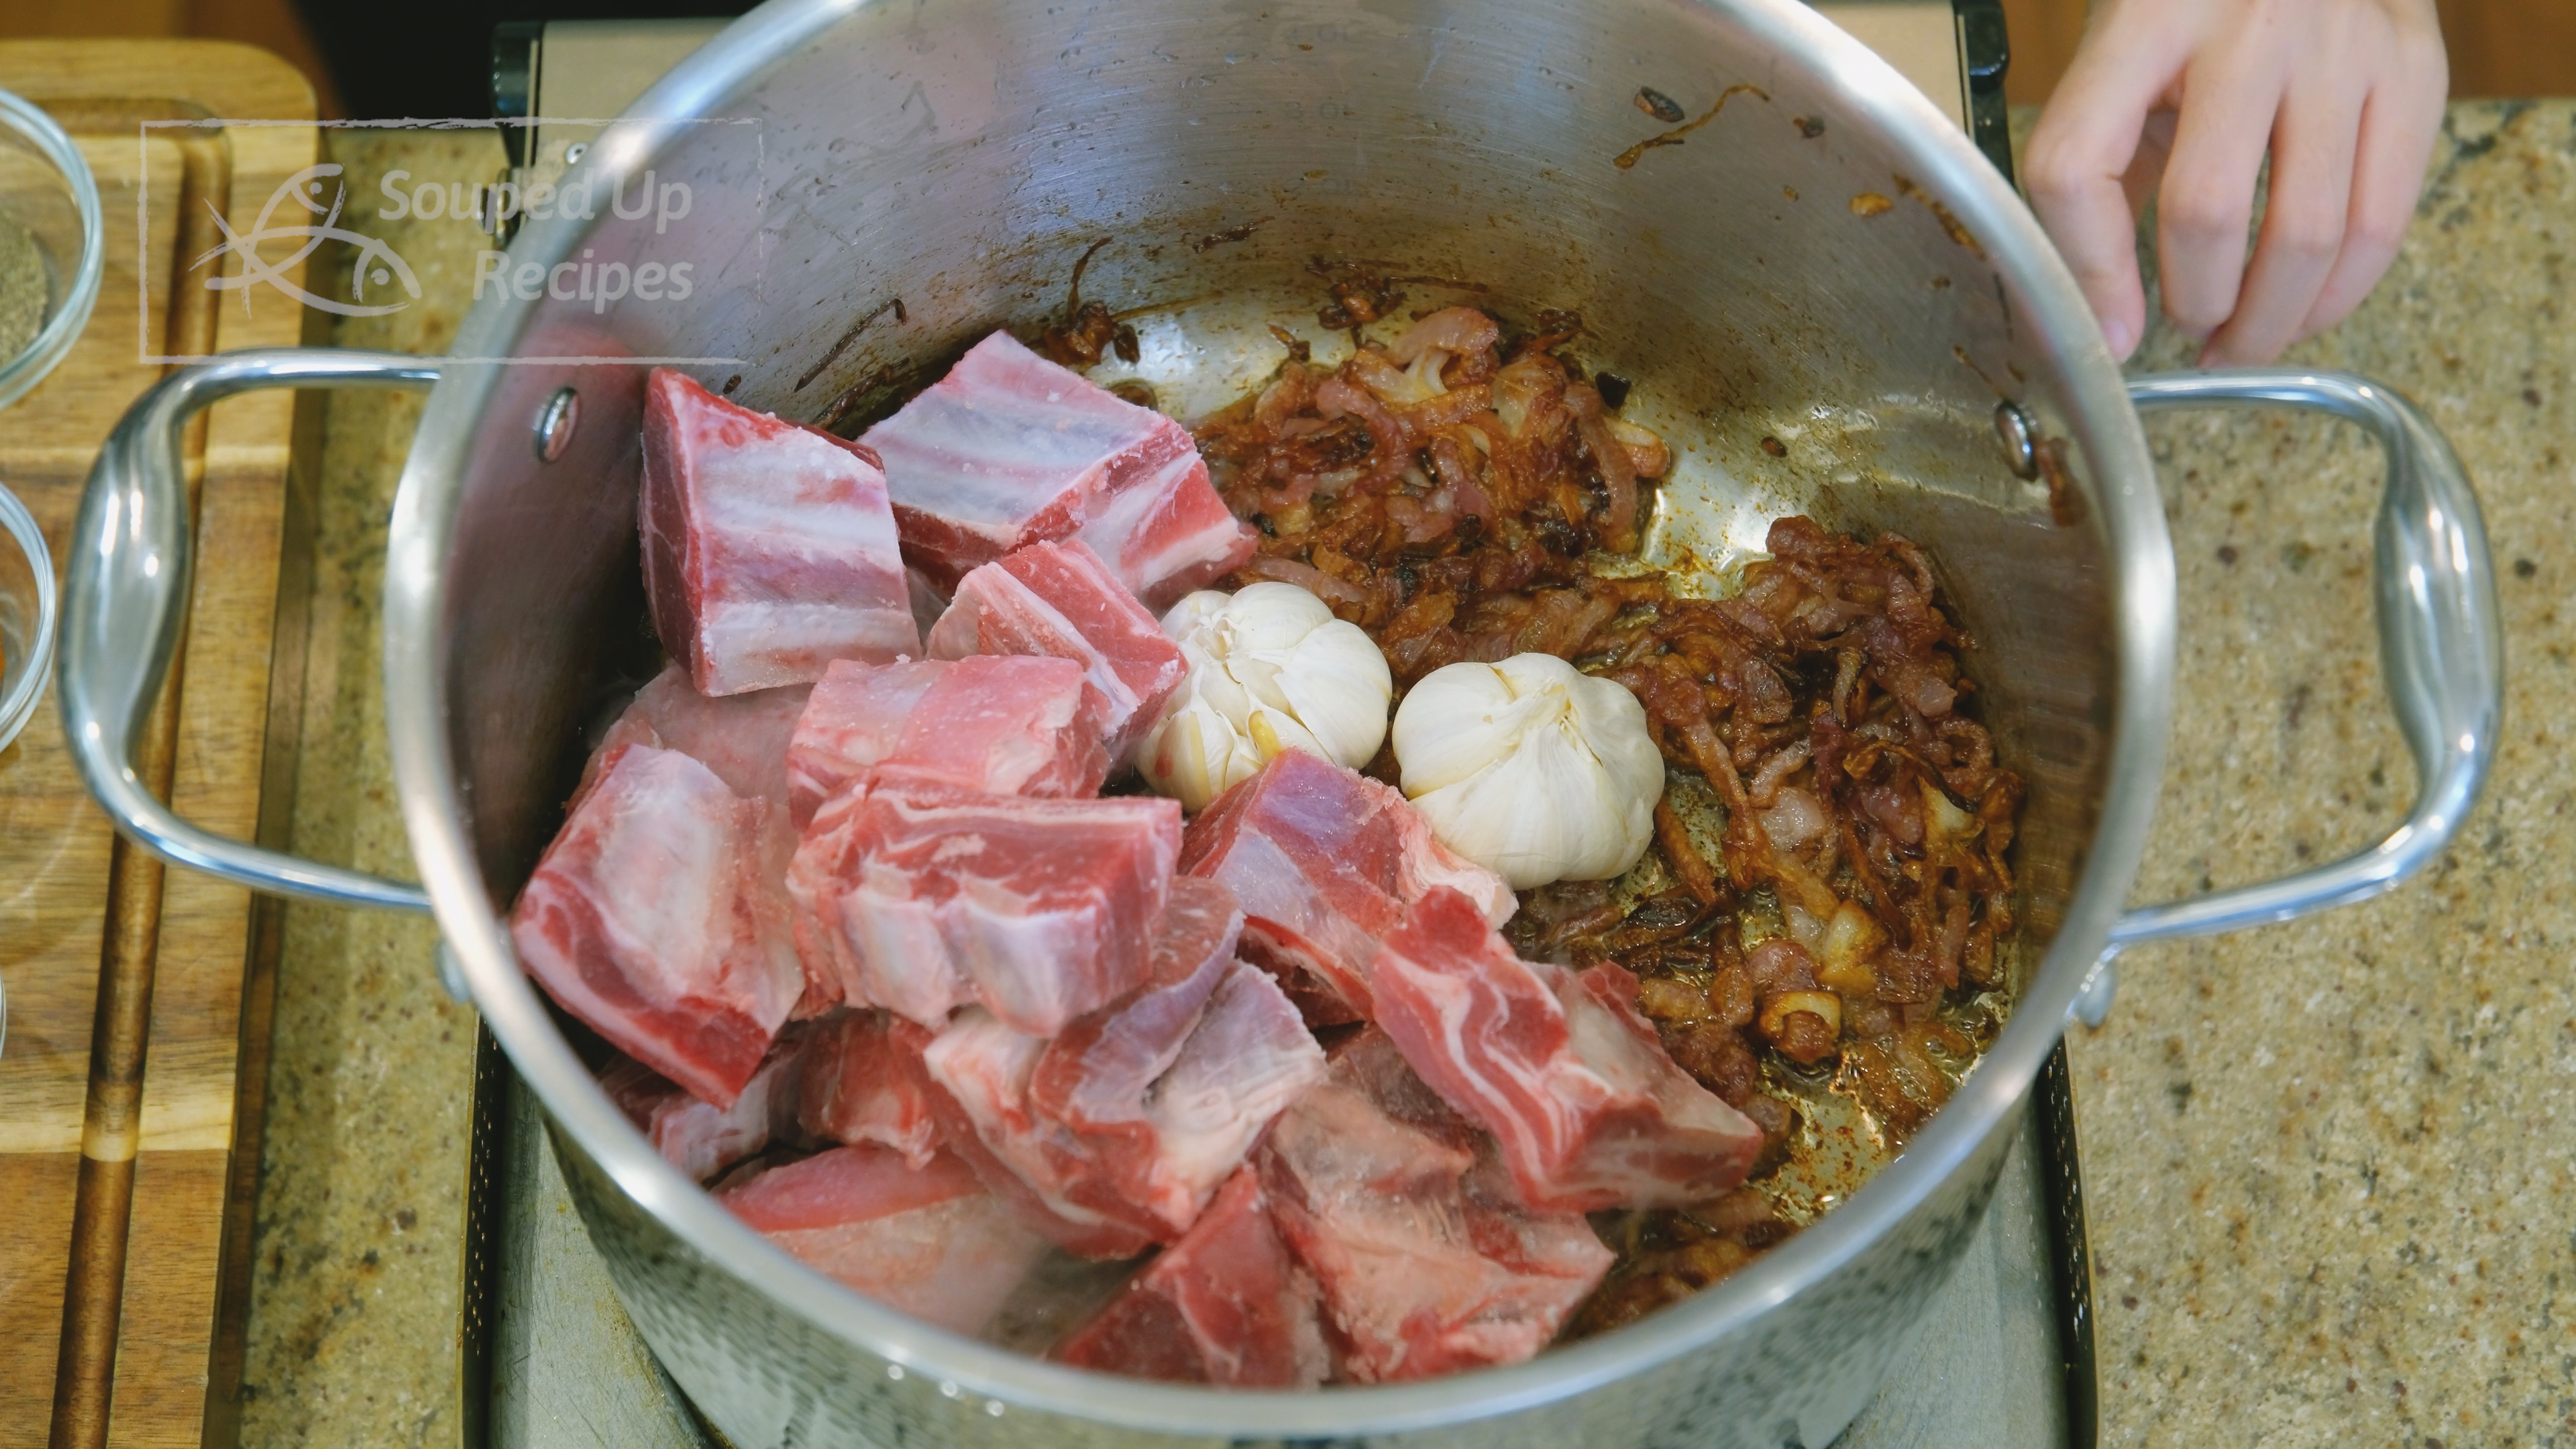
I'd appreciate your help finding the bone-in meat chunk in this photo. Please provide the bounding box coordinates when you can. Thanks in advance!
[1257,1028,1612,1383]
[796,1010,945,1169]
[1026,876,1243,1146]
[919,1008,1157,1259]
[1071,446,1257,612]
[511,744,799,1107]
[582,663,810,832]
[1138,961,1328,1224]
[1179,748,1512,1023]
[717,1144,1046,1336]
[921,877,1238,1254]
[580,663,828,1013]
[1371,888,1764,1212]
[600,1032,810,1183]
[1053,1167,1329,1387]
[922,880,1322,1256]
[861,329,1250,609]
[640,368,917,696]
[785,655,1109,827]
[787,780,1180,1035]
[925,539,1187,765]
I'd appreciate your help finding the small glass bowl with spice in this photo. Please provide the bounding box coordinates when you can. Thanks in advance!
[0,472,36,1051]
[0,87,102,411]
[0,477,54,757]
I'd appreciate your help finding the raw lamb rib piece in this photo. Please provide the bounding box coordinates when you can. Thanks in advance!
[1026,875,1244,1142]
[1071,447,1257,612]
[1134,961,1328,1223]
[1054,1167,1330,1387]
[639,368,917,696]
[511,743,799,1107]
[796,1010,945,1169]
[926,539,1188,764]
[924,881,1324,1256]
[1371,888,1764,1212]
[718,1144,1047,1336]
[578,664,828,1011]
[1179,747,1513,1023]
[920,1009,1157,1259]
[601,1033,810,1183]
[582,663,810,830]
[785,654,1109,826]
[788,779,1181,1035]
[1258,1028,1612,1383]
[862,330,1252,606]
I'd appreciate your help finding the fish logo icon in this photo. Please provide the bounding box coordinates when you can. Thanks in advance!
[193,162,422,317]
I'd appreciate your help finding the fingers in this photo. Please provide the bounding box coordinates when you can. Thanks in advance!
[2023,9,2193,359]
[2200,68,2363,364]
[2298,31,2449,339]
[2153,36,2286,343]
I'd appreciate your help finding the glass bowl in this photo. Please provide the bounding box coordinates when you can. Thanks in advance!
[0,478,55,758]
[0,88,102,411]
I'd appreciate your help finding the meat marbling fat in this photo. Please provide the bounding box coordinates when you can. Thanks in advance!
[861,329,1252,604]
[926,538,1188,765]
[786,779,1181,1036]
[1372,888,1764,1212]
[920,879,1325,1255]
[512,743,800,1108]
[640,368,918,696]
[786,654,1110,826]
[1256,1028,1611,1383]
[1179,747,1513,1023]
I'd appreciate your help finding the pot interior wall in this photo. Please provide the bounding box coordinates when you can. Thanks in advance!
[441,0,2112,999]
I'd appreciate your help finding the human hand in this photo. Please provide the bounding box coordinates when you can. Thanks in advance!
[2021,0,2448,366]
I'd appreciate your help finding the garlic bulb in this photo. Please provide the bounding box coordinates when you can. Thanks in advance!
[1140,582,1394,811]
[1391,653,1663,890]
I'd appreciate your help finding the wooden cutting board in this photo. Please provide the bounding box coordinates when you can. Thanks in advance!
[0,40,317,1449]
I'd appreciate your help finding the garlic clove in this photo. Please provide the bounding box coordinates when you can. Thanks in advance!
[1141,689,1262,812]
[1161,590,1232,643]
[1272,626,1391,765]
[1564,670,1664,802]
[1391,661,1523,795]
[1246,705,1330,766]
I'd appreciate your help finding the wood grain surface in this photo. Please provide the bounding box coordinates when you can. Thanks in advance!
[0,39,315,1449]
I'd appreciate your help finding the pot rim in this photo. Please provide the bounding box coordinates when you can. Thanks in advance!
[383,0,2176,1432]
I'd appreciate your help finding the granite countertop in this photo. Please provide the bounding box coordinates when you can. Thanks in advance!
[2066,99,2575,1448]
[233,101,2573,1446]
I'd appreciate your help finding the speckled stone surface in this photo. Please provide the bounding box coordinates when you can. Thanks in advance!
[2067,99,2576,1448]
[233,105,2572,1447]
[232,129,504,1448]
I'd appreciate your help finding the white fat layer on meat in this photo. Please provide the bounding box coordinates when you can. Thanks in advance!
[1144,965,1326,1214]
[976,567,1142,722]
[840,883,971,1026]
[866,333,1174,530]
[587,753,753,1006]
[700,599,918,680]
[951,893,1118,1034]
[692,431,904,561]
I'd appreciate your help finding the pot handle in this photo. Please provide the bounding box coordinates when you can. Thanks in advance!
[2072,368,2504,1026]
[60,347,441,913]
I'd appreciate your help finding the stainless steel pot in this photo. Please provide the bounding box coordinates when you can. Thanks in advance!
[61,0,2502,1443]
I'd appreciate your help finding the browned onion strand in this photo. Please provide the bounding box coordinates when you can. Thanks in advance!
[1191,298,2021,1338]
